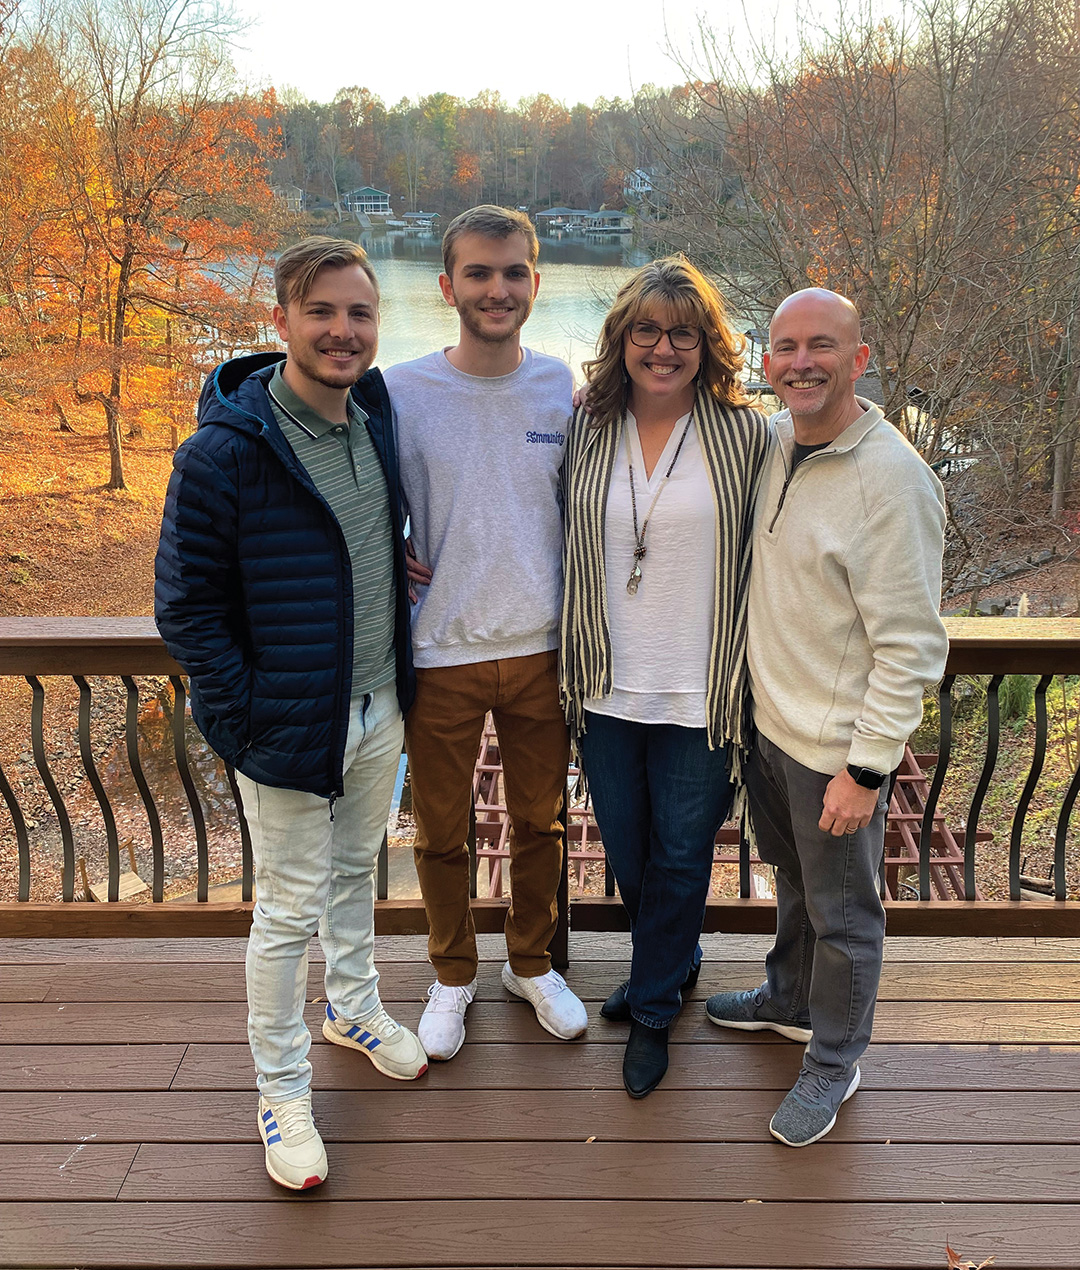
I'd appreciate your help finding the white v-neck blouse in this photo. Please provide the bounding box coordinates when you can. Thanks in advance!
[583,410,717,728]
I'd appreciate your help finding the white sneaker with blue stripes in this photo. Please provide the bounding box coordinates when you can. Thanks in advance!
[322,1002,428,1079]
[258,1093,327,1190]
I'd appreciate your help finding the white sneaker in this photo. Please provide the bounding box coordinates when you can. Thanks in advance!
[322,1003,428,1080]
[418,979,476,1061]
[501,963,588,1039]
[257,1093,327,1190]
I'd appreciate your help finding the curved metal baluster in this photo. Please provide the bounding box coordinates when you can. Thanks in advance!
[377,830,389,901]
[225,764,254,903]
[0,758,31,902]
[170,676,209,902]
[467,800,478,899]
[26,676,76,902]
[739,818,751,899]
[965,674,1003,901]
[1011,674,1054,901]
[919,675,955,901]
[122,677,165,902]
[590,789,614,896]
[1054,755,1080,903]
[73,676,121,902]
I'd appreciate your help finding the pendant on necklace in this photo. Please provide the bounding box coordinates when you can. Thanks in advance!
[627,563,642,595]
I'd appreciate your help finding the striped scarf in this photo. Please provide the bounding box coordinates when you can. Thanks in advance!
[559,392,770,762]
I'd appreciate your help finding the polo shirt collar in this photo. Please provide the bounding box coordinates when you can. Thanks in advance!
[268,365,366,437]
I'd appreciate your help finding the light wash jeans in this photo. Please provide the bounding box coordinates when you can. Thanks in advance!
[236,680,403,1101]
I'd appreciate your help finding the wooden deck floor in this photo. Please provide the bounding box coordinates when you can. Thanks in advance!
[2,931,1080,1269]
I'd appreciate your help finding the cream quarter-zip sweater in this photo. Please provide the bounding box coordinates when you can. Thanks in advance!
[747,398,948,777]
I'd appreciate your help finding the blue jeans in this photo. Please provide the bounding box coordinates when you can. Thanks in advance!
[580,711,733,1027]
[745,733,888,1079]
[237,680,403,1100]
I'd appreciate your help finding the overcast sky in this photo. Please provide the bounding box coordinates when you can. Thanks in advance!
[228,0,783,106]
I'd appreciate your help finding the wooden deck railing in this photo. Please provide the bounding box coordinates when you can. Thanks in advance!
[2,616,1080,939]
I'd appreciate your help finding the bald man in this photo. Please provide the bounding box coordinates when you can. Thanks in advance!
[704,289,948,1146]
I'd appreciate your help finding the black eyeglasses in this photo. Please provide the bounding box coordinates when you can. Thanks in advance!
[628,321,703,351]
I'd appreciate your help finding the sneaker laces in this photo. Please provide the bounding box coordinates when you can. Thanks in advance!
[792,1068,843,1108]
[355,1004,400,1039]
[269,1095,316,1143]
[426,981,475,1013]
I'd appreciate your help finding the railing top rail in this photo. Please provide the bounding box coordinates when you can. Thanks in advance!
[0,616,1078,676]
[0,617,161,645]
[0,618,181,675]
[942,617,1080,674]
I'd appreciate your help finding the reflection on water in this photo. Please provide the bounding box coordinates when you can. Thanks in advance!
[352,231,654,378]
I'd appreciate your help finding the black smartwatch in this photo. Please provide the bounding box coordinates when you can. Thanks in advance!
[847,763,886,789]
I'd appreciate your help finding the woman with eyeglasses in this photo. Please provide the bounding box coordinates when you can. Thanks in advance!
[559,255,769,1096]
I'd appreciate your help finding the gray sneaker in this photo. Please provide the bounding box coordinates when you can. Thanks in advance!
[705,987,813,1043]
[769,1065,861,1147]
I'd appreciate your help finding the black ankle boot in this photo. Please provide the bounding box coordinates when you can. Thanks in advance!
[602,963,701,1023]
[600,979,631,1021]
[622,1019,669,1098]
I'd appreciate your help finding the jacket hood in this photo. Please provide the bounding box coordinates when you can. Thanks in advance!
[196,353,284,435]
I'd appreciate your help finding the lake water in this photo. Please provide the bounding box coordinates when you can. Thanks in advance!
[357,230,655,378]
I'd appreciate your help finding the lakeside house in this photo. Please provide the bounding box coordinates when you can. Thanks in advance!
[535,206,594,230]
[622,167,669,215]
[537,207,635,234]
[271,184,304,213]
[343,186,392,217]
[623,167,654,200]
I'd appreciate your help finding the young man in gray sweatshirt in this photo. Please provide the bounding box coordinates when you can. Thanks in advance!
[383,206,586,1059]
[705,288,949,1146]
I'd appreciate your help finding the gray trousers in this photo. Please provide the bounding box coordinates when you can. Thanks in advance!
[746,733,888,1079]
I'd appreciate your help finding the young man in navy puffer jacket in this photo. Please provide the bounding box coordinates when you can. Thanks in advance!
[155,238,425,1191]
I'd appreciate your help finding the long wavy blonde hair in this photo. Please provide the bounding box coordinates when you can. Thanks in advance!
[582,255,752,429]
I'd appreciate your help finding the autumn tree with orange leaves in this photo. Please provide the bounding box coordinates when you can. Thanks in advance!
[0,0,287,489]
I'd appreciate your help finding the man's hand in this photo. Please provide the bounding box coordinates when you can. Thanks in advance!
[819,768,881,836]
[572,383,591,411]
[405,538,432,604]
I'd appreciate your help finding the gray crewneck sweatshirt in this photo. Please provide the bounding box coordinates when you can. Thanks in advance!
[385,348,573,668]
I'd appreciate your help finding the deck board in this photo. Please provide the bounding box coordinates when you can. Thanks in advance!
[0,1145,139,1201]
[0,1200,1069,1268]
[0,933,1077,1270]
[7,996,1080,1044]
[116,1140,1080,1202]
[25,959,1080,1001]
[4,1087,1080,1143]
[168,1039,1080,1092]
[0,1045,187,1091]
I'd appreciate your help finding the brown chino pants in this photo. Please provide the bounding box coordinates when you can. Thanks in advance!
[405,648,570,985]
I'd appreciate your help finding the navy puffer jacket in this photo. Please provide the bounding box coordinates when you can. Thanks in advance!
[154,352,414,798]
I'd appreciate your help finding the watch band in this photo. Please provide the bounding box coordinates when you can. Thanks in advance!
[847,763,887,789]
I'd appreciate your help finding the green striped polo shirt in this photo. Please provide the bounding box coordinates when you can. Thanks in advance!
[268,366,396,698]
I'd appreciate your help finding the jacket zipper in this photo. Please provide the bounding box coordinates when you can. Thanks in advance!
[256,418,351,800]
